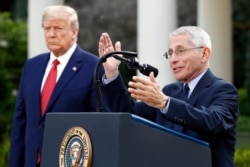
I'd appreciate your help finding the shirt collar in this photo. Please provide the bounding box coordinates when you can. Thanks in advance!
[186,69,208,94]
[49,43,77,65]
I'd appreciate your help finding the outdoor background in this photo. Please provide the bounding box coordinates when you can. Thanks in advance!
[0,0,250,166]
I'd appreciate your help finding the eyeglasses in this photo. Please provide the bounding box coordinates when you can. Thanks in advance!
[163,47,204,59]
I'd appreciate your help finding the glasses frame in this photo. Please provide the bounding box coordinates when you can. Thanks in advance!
[163,47,204,59]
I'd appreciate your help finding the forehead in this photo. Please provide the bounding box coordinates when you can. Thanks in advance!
[43,18,68,27]
[168,34,193,49]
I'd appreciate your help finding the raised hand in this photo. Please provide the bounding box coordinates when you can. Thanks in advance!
[98,32,122,79]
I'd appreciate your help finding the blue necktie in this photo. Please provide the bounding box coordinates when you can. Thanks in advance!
[181,84,189,101]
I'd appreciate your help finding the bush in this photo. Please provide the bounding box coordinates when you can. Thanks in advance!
[234,147,250,167]
[0,12,27,167]
[235,115,250,166]
[0,122,10,167]
[237,115,250,132]
[238,88,249,116]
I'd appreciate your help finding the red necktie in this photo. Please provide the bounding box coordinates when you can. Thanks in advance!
[40,59,60,116]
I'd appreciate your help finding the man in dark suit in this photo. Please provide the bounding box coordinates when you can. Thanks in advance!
[9,5,108,167]
[98,26,239,167]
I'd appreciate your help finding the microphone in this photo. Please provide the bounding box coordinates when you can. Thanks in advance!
[94,50,159,112]
[112,55,158,77]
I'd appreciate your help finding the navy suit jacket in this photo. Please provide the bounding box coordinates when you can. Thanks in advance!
[101,69,238,167]
[9,46,107,167]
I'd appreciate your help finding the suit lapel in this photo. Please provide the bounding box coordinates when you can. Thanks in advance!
[44,47,83,114]
[188,69,214,105]
[172,69,214,132]
[169,82,183,99]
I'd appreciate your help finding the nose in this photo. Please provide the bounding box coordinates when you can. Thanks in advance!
[169,53,179,62]
[45,28,56,37]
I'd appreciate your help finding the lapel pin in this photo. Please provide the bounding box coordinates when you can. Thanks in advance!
[72,66,77,71]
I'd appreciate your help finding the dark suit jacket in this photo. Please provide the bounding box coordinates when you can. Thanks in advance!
[9,46,107,167]
[101,69,238,167]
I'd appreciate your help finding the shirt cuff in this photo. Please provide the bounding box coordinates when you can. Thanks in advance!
[102,74,119,85]
[160,98,170,114]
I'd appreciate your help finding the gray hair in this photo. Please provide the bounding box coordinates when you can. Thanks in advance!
[168,26,212,51]
[42,5,79,30]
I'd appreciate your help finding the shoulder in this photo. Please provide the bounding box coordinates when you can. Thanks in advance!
[22,52,49,69]
[205,69,237,90]
[26,52,49,63]
[74,46,99,60]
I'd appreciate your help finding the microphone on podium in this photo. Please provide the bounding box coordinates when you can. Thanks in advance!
[112,54,158,77]
[94,51,159,112]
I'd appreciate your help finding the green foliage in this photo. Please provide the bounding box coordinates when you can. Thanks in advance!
[0,12,27,117]
[234,147,250,167]
[233,0,250,88]
[244,31,250,117]
[238,88,250,116]
[233,1,250,114]
[235,112,250,166]
[237,115,250,132]
[0,12,27,166]
[0,121,10,167]
[236,116,250,149]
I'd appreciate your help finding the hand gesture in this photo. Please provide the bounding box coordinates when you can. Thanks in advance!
[98,32,122,79]
[128,72,169,110]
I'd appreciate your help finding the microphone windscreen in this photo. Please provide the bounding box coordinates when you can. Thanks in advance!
[141,64,159,77]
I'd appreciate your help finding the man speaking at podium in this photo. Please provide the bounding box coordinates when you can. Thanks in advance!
[98,26,238,167]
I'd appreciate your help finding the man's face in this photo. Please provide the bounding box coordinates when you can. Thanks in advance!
[168,34,207,83]
[43,18,78,56]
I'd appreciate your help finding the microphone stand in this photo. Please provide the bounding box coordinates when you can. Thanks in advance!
[94,51,137,112]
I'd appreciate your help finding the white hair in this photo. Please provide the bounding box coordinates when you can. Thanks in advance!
[168,26,212,51]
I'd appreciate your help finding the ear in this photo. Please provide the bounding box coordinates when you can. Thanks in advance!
[71,29,79,39]
[201,47,211,63]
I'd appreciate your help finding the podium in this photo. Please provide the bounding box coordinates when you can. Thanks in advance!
[41,113,212,167]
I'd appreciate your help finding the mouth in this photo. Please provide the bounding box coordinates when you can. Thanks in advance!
[48,42,59,47]
[48,41,57,44]
[173,67,183,73]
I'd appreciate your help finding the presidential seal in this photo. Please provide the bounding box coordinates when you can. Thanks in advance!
[59,127,92,167]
